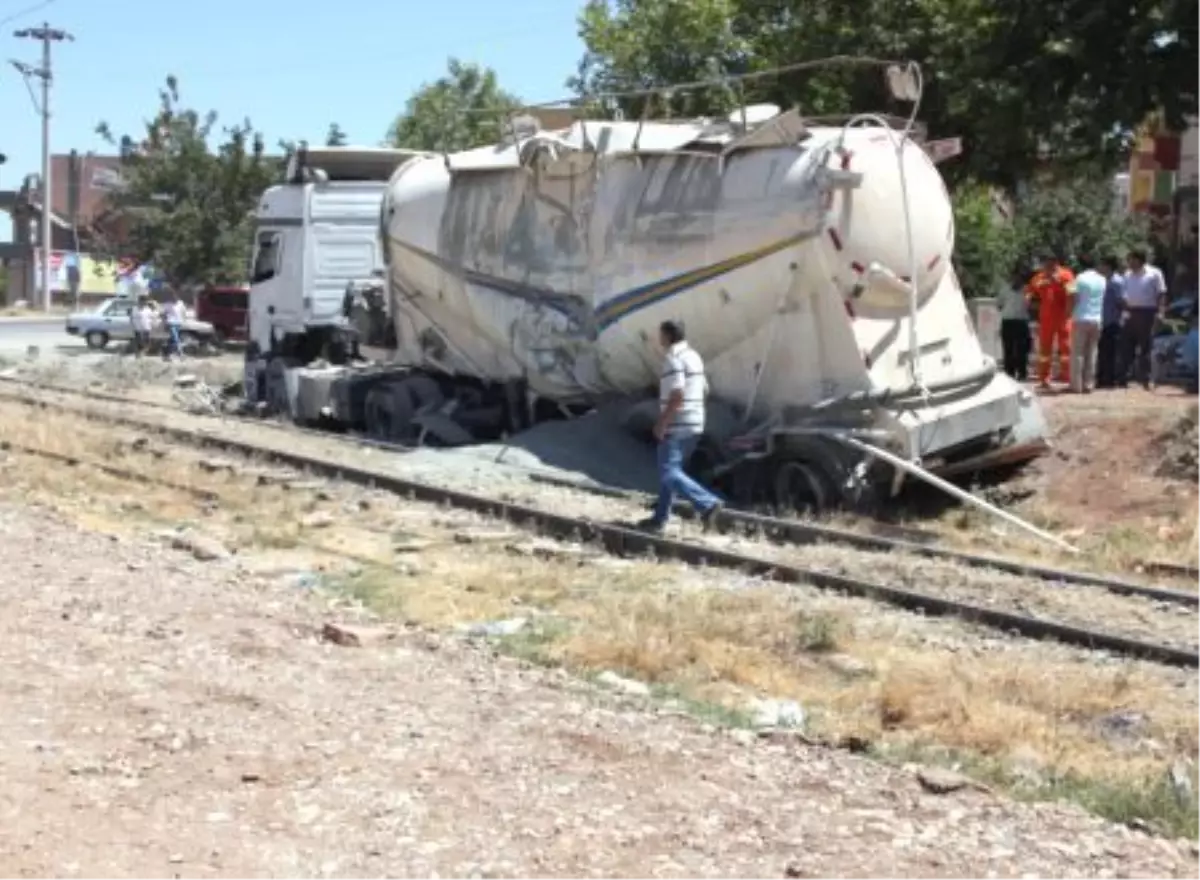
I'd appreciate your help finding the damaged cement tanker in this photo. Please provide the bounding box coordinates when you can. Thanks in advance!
[370,106,1047,510]
[248,99,1049,513]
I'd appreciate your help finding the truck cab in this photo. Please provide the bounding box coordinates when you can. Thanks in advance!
[248,145,428,364]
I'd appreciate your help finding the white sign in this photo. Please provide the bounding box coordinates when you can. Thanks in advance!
[89,166,125,191]
[924,137,963,164]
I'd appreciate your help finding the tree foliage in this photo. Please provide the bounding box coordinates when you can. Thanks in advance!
[325,123,348,147]
[950,177,1150,299]
[92,76,282,289]
[573,0,1197,190]
[387,58,522,152]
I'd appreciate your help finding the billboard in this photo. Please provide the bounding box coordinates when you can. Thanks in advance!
[33,250,158,296]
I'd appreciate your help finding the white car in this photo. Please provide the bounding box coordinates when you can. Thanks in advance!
[65,297,215,350]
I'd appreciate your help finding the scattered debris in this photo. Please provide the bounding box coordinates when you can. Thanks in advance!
[320,622,394,648]
[596,670,651,697]
[505,539,596,562]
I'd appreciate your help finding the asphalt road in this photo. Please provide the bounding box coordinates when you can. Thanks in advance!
[0,317,93,361]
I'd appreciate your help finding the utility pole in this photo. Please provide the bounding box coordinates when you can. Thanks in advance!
[12,23,72,312]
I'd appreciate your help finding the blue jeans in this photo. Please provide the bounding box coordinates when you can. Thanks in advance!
[653,431,720,524]
[167,322,182,355]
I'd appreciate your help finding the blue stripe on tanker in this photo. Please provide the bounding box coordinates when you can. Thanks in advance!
[388,231,809,333]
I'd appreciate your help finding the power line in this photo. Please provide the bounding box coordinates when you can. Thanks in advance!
[12,20,72,311]
[0,0,57,29]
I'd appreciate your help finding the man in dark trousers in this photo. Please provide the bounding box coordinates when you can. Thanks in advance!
[637,320,723,533]
[1095,256,1126,389]
[1119,248,1168,388]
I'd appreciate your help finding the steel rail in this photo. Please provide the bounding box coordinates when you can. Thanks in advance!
[3,386,1196,669]
[2,374,1194,608]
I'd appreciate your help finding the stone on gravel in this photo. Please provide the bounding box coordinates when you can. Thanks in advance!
[916,767,978,795]
[596,670,652,697]
[320,622,394,648]
[750,698,806,730]
[453,528,517,545]
[169,531,230,561]
[301,512,336,529]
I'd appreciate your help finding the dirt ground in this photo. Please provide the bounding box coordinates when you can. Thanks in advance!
[924,386,1199,571]
[0,503,1195,879]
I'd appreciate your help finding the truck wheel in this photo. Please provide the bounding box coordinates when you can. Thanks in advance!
[773,460,833,516]
[364,382,416,444]
[84,330,109,350]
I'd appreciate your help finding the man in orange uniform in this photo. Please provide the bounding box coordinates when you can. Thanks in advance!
[1025,254,1075,386]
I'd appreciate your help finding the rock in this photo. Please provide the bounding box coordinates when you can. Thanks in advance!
[1167,760,1196,807]
[287,572,321,590]
[596,670,651,697]
[301,512,336,529]
[169,532,230,561]
[460,618,528,639]
[196,458,236,474]
[506,539,594,562]
[240,772,261,783]
[1094,710,1149,740]
[916,767,976,795]
[320,622,394,648]
[749,698,806,730]
[824,653,874,678]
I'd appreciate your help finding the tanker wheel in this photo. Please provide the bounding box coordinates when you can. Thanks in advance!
[396,375,446,445]
[363,383,416,444]
[773,460,835,518]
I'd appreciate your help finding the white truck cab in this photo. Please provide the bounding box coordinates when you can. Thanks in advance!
[248,145,428,363]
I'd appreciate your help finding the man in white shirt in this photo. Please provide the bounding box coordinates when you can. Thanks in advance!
[130,297,153,357]
[637,320,723,533]
[163,294,185,359]
[1119,248,1167,388]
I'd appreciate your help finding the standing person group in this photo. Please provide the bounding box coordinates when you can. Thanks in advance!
[1007,250,1170,393]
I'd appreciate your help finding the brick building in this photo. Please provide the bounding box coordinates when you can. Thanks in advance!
[0,152,129,305]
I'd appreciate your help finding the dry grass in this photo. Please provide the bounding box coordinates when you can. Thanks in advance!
[0,399,1196,837]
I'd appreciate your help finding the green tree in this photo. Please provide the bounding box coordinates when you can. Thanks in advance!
[91,76,282,289]
[325,123,349,147]
[387,58,521,152]
[1010,176,1150,271]
[573,0,1196,190]
[951,181,1016,299]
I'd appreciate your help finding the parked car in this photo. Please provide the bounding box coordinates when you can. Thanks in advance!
[195,285,248,344]
[64,297,216,351]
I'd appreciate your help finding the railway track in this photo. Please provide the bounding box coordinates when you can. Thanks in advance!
[0,380,1195,669]
[2,373,1194,604]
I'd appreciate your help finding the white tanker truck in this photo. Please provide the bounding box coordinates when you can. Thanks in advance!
[246,99,1049,513]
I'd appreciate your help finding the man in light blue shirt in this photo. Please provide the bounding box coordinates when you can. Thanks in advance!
[1069,256,1107,393]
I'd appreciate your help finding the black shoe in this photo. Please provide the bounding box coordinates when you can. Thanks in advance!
[699,501,724,532]
[634,517,665,534]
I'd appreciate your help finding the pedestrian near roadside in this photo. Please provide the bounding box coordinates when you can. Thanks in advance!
[1119,248,1168,389]
[636,320,723,534]
[130,297,153,357]
[1095,256,1126,388]
[997,267,1031,381]
[163,295,185,359]
[1025,254,1075,388]
[1068,256,1106,393]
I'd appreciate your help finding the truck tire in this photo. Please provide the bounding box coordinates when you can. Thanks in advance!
[84,330,109,350]
[364,382,416,444]
[771,438,856,517]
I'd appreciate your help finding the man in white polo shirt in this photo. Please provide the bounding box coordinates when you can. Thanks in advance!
[1119,248,1168,388]
[637,320,723,533]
